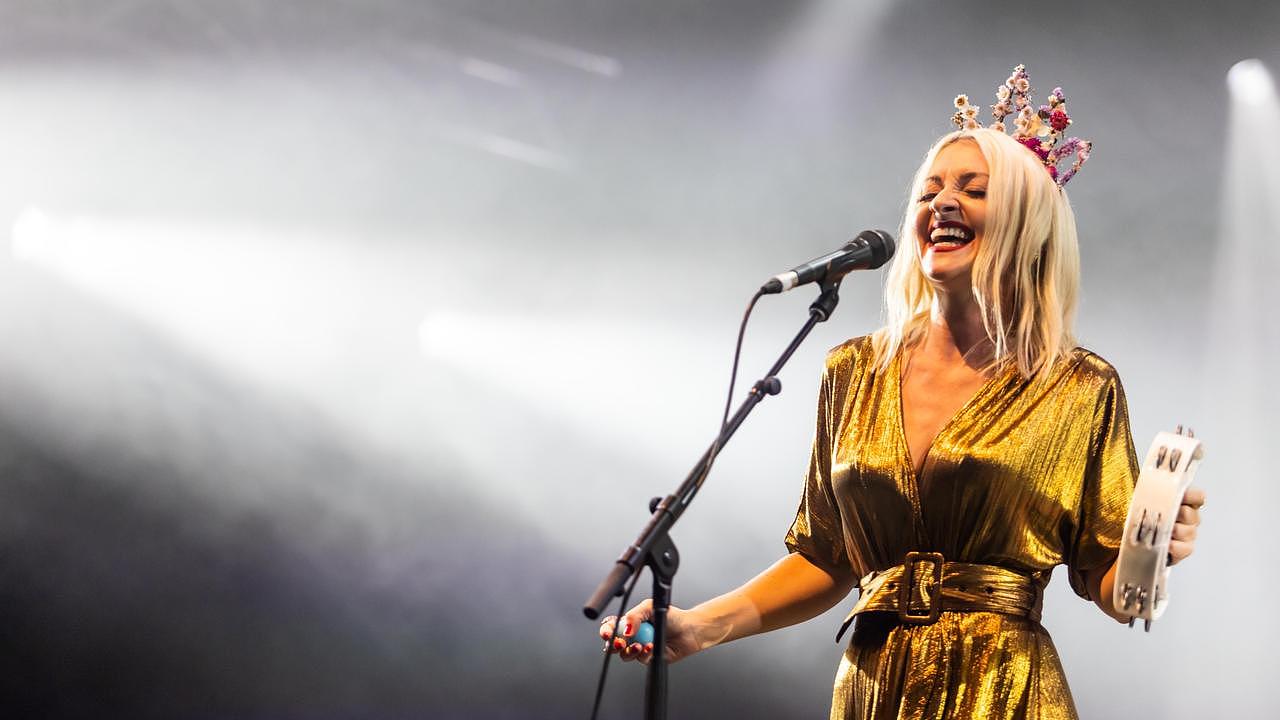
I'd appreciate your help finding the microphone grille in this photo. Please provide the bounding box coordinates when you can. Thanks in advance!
[856,229,895,269]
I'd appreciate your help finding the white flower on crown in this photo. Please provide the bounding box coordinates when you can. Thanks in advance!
[1022,113,1045,138]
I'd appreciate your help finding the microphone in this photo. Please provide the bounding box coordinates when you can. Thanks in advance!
[761,230,895,294]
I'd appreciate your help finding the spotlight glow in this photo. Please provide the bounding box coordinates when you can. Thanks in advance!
[11,206,55,261]
[417,308,724,462]
[7,209,384,396]
[1227,59,1276,105]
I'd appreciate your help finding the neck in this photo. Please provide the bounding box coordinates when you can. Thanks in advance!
[923,289,992,368]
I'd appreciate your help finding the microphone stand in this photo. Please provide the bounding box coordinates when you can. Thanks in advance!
[583,277,843,720]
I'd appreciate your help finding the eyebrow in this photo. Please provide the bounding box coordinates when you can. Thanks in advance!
[925,172,990,185]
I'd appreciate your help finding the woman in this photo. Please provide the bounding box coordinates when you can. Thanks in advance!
[599,67,1205,719]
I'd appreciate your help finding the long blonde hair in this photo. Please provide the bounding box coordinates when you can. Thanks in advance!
[871,128,1081,380]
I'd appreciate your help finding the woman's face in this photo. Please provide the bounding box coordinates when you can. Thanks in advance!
[914,139,989,290]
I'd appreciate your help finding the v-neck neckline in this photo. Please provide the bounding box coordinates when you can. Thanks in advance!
[892,346,1009,484]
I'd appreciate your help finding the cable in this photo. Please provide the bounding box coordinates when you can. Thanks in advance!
[587,287,765,718]
[721,288,766,430]
[699,288,765,487]
[588,566,643,720]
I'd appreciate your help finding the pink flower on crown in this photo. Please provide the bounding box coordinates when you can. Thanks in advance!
[1047,165,1058,180]
[1018,136,1050,161]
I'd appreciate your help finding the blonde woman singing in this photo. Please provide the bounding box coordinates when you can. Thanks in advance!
[598,67,1205,719]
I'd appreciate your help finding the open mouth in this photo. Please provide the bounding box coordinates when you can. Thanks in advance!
[927,222,974,250]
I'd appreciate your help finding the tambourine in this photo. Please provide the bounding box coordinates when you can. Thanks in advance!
[1113,426,1204,631]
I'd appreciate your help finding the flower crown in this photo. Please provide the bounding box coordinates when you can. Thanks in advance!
[951,64,1092,187]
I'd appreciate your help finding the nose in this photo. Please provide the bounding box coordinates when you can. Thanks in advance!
[930,188,960,215]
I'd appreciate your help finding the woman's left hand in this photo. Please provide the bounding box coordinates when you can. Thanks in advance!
[1168,486,1205,566]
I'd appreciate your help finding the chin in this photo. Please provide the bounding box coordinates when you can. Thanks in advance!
[921,255,974,287]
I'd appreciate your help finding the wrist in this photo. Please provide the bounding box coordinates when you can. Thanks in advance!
[687,592,762,650]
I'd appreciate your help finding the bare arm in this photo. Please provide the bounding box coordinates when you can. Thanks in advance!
[1085,560,1126,623]
[601,552,857,663]
[687,552,857,647]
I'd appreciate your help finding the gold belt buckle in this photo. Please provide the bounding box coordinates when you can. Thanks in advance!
[898,551,944,625]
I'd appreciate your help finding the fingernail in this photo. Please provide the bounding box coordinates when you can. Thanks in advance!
[645,643,654,652]
[623,622,633,636]
[613,638,625,650]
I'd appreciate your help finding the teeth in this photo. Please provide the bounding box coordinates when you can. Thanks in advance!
[929,226,972,242]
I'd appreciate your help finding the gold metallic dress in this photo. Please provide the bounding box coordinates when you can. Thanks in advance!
[785,336,1137,720]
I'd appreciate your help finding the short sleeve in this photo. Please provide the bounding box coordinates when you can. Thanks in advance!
[1066,367,1139,600]
[784,361,851,572]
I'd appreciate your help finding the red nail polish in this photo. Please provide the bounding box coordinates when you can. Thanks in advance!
[613,638,625,650]
[624,622,633,636]
[645,643,654,653]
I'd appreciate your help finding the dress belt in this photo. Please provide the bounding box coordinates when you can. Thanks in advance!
[835,551,1045,643]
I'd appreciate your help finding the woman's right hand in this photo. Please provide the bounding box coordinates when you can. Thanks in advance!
[598,600,706,665]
